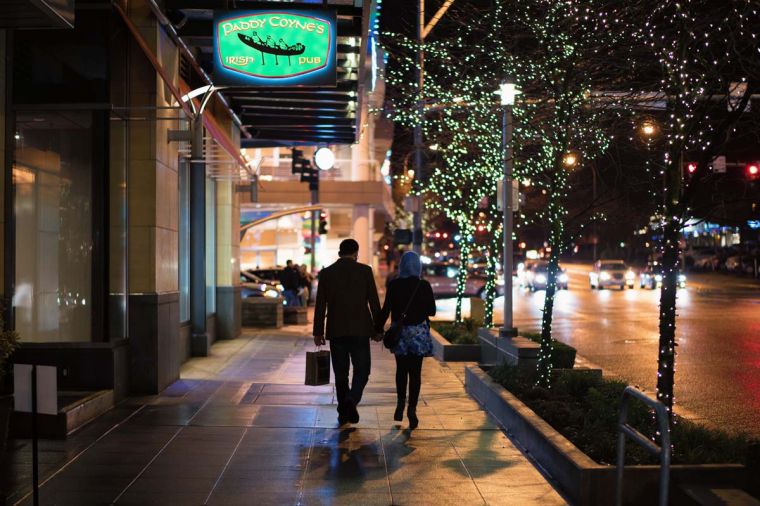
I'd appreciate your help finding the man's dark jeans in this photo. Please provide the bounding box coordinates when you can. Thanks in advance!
[329,336,371,416]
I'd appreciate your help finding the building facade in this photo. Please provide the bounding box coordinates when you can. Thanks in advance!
[1,0,382,401]
[1,0,243,398]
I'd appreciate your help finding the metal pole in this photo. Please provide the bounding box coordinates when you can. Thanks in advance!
[412,0,424,254]
[311,189,318,273]
[592,167,597,262]
[501,105,517,337]
[190,112,208,355]
[31,365,39,506]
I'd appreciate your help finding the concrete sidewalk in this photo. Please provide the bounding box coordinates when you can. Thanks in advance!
[6,324,565,505]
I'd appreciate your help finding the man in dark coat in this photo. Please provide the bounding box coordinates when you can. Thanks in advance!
[279,260,301,307]
[313,239,382,425]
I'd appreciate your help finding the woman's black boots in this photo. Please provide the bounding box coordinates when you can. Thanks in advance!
[407,406,418,429]
[394,398,405,422]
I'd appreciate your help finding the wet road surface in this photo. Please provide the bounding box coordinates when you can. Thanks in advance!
[436,265,760,437]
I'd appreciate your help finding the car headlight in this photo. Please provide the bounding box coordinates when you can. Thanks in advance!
[655,274,663,282]
[535,274,547,283]
[678,274,686,283]
[276,284,284,291]
[264,289,280,298]
[446,267,458,278]
[558,274,569,283]
[625,270,635,280]
[260,284,267,291]
[600,271,611,281]
[517,262,525,272]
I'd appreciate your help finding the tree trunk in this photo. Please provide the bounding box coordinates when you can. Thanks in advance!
[455,233,471,323]
[537,198,563,388]
[656,216,680,424]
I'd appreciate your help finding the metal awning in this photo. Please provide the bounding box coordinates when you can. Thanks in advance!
[163,0,369,147]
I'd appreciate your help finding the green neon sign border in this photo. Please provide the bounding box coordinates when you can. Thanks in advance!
[215,11,334,80]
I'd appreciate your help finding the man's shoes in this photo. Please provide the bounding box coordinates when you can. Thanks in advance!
[348,400,360,424]
[338,415,349,426]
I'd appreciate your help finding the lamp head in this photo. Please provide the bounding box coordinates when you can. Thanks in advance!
[495,81,521,106]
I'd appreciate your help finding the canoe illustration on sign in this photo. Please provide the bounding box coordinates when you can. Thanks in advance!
[238,32,306,65]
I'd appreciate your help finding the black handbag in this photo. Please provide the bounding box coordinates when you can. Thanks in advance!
[383,280,421,350]
[305,349,331,386]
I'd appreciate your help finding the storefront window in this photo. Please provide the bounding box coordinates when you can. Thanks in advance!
[13,111,94,342]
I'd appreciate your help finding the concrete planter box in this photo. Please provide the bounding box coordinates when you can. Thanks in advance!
[478,327,539,368]
[465,366,752,505]
[430,326,480,362]
[242,297,283,328]
[284,307,308,325]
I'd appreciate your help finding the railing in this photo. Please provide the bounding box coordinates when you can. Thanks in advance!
[615,386,671,506]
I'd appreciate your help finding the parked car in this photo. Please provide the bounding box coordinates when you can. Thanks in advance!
[524,261,569,291]
[240,271,282,298]
[423,262,504,299]
[246,267,283,284]
[589,260,635,290]
[639,262,687,290]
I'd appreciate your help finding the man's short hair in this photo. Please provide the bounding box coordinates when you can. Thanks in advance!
[338,239,359,257]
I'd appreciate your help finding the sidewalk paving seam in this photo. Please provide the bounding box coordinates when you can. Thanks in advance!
[203,426,249,505]
[376,419,394,505]
[111,380,224,503]
[11,403,148,506]
[111,425,184,504]
[295,427,316,505]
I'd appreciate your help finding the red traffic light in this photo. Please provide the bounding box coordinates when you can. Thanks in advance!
[747,163,760,178]
[686,162,697,174]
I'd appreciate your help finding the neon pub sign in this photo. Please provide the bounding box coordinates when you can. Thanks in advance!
[213,10,337,86]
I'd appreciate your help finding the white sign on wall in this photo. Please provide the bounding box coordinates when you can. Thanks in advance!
[14,364,58,416]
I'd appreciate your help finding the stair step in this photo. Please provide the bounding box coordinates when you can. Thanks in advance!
[12,390,114,439]
[681,486,760,506]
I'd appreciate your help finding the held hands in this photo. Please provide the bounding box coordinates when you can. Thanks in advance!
[313,335,326,347]
[371,333,384,343]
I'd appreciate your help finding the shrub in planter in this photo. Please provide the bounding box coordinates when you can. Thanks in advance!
[488,364,757,466]
[522,331,577,369]
[431,318,481,345]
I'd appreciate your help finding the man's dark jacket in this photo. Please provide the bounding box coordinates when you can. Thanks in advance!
[313,257,381,339]
[279,266,299,290]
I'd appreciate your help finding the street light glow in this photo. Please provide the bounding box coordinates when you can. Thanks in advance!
[640,121,657,137]
[563,152,578,168]
[496,82,521,106]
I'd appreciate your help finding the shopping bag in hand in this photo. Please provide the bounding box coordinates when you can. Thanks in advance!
[305,349,331,386]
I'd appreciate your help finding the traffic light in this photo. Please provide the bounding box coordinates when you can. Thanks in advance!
[746,162,760,181]
[684,161,698,177]
[291,148,306,175]
[299,163,319,191]
[318,212,328,235]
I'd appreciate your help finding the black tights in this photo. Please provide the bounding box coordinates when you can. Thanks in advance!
[395,355,424,410]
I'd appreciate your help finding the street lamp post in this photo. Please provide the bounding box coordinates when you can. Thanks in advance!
[497,81,520,337]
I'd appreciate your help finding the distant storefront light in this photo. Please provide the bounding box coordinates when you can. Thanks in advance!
[314,147,335,171]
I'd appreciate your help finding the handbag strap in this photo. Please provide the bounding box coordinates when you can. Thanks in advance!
[398,279,422,324]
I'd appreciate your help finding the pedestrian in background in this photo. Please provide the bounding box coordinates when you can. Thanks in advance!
[279,260,301,307]
[313,239,383,425]
[377,251,436,429]
[299,264,313,306]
